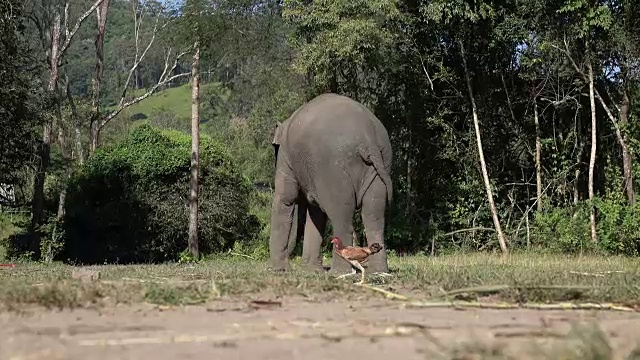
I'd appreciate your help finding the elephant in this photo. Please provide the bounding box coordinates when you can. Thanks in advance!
[269,93,393,276]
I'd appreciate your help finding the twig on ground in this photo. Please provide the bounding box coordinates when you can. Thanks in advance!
[568,271,625,277]
[438,284,605,298]
[356,283,409,300]
[230,252,257,260]
[109,278,210,285]
[403,301,636,312]
[356,283,637,312]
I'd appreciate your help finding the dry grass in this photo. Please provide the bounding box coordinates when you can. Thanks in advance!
[0,252,639,311]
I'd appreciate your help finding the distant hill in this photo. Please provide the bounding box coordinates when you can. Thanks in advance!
[107,83,219,121]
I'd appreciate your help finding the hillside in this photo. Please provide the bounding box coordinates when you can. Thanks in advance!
[108,82,223,122]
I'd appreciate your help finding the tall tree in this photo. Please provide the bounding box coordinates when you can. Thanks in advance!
[0,0,43,205]
[30,0,105,256]
[89,0,110,152]
[183,0,205,260]
[189,42,201,259]
[459,40,509,256]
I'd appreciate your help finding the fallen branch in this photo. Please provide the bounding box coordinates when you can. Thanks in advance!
[568,271,624,277]
[403,301,636,312]
[355,283,409,300]
[440,284,604,298]
[355,283,636,312]
[230,252,257,260]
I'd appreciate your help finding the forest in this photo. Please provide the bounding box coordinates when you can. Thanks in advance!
[1,0,640,264]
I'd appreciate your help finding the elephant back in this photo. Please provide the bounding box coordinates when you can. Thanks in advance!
[283,93,393,204]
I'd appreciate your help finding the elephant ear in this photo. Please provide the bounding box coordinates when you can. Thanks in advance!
[272,123,282,146]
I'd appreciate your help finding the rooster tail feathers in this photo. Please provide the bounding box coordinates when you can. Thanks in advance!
[368,243,383,254]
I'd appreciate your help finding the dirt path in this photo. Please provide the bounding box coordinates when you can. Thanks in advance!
[2,297,639,360]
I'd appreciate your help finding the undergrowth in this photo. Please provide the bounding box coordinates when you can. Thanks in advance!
[0,253,638,311]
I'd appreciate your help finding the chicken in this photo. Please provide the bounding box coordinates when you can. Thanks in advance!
[330,235,383,284]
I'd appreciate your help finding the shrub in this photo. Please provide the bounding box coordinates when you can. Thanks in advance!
[531,197,640,256]
[60,124,260,264]
[530,202,594,254]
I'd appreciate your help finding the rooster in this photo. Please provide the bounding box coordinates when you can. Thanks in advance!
[331,235,383,284]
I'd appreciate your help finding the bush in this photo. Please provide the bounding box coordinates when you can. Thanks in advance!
[59,124,260,264]
[531,197,640,256]
[530,202,594,254]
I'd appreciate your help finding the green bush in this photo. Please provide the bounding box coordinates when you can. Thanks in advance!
[593,197,640,256]
[531,197,640,256]
[530,203,594,254]
[60,124,260,264]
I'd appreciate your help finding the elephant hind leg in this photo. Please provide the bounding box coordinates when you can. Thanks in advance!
[301,204,327,272]
[323,194,357,276]
[269,168,300,272]
[361,176,389,274]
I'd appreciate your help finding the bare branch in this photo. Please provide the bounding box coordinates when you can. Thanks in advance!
[118,3,167,112]
[540,95,580,108]
[101,46,192,129]
[63,3,69,41]
[101,72,190,127]
[414,46,434,92]
[58,0,106,61]
[550,38,624,147]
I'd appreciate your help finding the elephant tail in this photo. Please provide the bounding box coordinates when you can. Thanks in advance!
[361,146,393,205]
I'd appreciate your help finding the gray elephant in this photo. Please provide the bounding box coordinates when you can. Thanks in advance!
[269,93,393,276]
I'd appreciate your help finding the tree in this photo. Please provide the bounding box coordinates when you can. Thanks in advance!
[186,0,203,259]
[189,42,201,259]
[459,40,509,256]
[179,0,221,259]
[0,0,43,205]
[29,0,106,257]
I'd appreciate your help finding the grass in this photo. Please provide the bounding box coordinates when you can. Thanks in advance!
[1,252,639,359]
[106,82,221,121]
[0,252,639,311]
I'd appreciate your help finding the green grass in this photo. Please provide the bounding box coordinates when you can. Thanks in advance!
[106,82,220,121]
[1,252,639,311]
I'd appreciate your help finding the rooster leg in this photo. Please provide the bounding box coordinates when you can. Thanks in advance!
[335,268,357,279]
[351,261,366,284]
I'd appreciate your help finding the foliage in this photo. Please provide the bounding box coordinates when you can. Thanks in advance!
[532,197,640,256]
[58,124,260,264]
[0,0,44,199]
[10,0,640,260]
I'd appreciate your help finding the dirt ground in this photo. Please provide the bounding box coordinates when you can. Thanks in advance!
[2,297,640,360]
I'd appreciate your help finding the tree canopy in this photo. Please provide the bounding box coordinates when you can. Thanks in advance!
[2,0,640,261]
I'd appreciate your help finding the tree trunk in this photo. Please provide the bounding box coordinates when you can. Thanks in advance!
[48,95,68,263]
[459,40,509,256]
[55,124,67,222]
[31,11,61,257]
[573,111,582,208]
[65,78,85,165]
[620,87,634,205]
[574,144,582,207]
[587,63,597,243]
[89,0,110,154]
[534,100,542,212]
[188,43,201,259]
